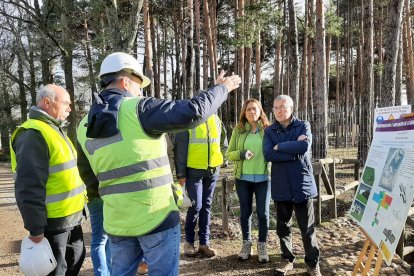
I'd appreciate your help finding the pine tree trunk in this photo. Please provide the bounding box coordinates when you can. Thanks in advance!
[186,0,194,98]
[380,0,404,107]
[287,0,299,115]
[151,11,160,98]
[396,30,403,105]
[344,6,351,148]
[373,7,382,109]
[27,32,37,106]
[301,0,308,120]
[156,22,161,98]
[274,39,282,99]
[195,0,201,91]
[17,43,27,122]
[203,0,217,82]
[404,0,414,103]
[173,7,181,99]
[313,0,328,159]
[307,0,315,121]
[237,0,245,111]
[163,23,168,99]
[203,40,209,90]
[335,32,340,149]
[144,0,154,97]
[244,47,252,98]
[358,0,374,167]
[255,33,262,102]
[82,19,97,99]
[0,78,15,152]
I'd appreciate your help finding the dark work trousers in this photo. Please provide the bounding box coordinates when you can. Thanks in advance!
[275,199,320,268]
[45,225,86,276]
[235,179,271,242]
[185,169,219,246]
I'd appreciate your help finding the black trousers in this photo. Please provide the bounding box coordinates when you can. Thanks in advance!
[45,225,86,276]
[275,199,320,268]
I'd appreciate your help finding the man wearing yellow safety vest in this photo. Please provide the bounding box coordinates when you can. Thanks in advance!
[76,52,241,276]
[11,84,86,276]
[175,114,227,258]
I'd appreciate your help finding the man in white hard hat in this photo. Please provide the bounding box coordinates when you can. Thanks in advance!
[77,52,241,276]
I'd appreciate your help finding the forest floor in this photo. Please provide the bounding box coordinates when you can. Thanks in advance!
[1,155,413,275]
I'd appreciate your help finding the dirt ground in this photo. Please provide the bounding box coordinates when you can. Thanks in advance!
[1,162,413,276]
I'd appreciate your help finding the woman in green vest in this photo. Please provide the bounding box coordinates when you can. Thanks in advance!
[226,98,271,263]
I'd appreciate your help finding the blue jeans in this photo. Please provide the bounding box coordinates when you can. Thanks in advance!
[185,172,218,245]
[235,179,270,242]
[109,224,180,276]
[88,198,111,276]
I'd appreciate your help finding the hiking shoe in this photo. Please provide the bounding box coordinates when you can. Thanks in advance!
[257,242,269,263]
[198,244,216,257]
[184,242,197,257]
[138,261,148,275]
[238,240,252,261]
[274,259,294,275]
[307,264,322,276]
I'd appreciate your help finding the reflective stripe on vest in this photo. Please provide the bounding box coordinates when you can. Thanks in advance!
[97,155,169,181]
[49,159,77,174]
[10,119,85,218]
[77,97,178,237]
[13,158,77,180]
[99,173,173,196]
[46,185,85,204]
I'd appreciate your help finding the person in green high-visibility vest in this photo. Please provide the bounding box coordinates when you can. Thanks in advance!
[77,52,241,276]
[11,84,86,276]
[174,114,228,258]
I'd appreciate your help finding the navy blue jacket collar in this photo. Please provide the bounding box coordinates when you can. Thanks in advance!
[86,88,135,138]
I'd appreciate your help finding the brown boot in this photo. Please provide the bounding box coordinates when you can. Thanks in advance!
[184,242,197,257]
[198,244,216,257]
[138,261,148,275]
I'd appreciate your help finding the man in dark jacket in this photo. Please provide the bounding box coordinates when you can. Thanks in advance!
[174,115,228,258]
[263,95,321,276]
[11,84,86,275]
[77,52,240,276]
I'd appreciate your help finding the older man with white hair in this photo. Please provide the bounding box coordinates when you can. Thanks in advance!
[11,84,86,276]
[263,95,321,276]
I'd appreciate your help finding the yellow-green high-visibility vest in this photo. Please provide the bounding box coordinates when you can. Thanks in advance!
[187,114,223,169]
[10,119,85,218]
[77,97,178,236]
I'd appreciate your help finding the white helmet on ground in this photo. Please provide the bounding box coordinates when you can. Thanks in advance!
[99,52,151,88]
[19,236,57,276]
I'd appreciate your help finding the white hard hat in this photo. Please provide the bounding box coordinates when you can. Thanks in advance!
[19,236,57,276]
[99,52,151,88]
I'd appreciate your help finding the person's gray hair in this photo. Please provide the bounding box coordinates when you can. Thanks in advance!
[275,95,294,107]
[36,85,56,105]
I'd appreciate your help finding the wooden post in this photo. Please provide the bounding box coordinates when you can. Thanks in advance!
[312,161,323,225]
[315,173,322,225]
[329,162,337,219]
[221,178,229,234]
